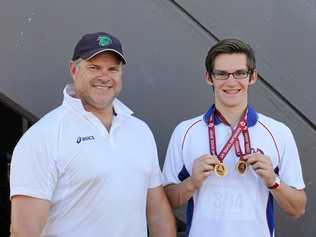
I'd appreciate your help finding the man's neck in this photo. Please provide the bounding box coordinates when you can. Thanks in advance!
[215,103,247,127]
[83,103,114,131]
[94,110,114,131]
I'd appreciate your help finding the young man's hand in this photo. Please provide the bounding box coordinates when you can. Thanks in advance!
[191,154,219,189]
[245,152,276,187]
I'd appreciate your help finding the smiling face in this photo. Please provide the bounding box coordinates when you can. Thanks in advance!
[70,52,123,114]
[206,53,257,111]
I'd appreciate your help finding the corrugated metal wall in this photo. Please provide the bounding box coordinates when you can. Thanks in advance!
[1,0,315,236]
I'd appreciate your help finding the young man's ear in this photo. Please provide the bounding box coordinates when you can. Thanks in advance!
[249,70,258,85]
[205,71,213,86]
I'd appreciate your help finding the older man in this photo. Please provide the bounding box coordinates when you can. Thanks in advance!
[10,32,176,237]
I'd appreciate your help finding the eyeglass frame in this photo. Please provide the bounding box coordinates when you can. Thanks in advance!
[211,69,254,80]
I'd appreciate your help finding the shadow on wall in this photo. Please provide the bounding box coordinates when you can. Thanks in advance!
[0,152,10,237]
[0,100,33,237]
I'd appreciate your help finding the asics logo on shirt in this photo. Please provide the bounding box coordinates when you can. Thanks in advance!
[76,136,95,144]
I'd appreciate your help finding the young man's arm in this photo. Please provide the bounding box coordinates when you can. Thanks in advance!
[246,153,306,219]
[11,195,50,237]
[164,155,218,208]
[146,186,176,237]
[269,184,306,219]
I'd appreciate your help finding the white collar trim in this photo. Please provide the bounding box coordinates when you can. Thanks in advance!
[62,84,133,117]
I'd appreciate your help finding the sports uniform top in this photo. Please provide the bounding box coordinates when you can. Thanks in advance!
[10,84,162,237]
[163,105,305,237]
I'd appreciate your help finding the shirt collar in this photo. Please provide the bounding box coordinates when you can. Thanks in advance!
[62,84,133,117]
[203,104,258,127]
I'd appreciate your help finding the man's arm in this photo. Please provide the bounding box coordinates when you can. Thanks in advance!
[246,153,307,219]
[270,184,306,219]
[164,177,196,209]
[164,154,218,208]
[146,186,176,237]
[11,195,50,237]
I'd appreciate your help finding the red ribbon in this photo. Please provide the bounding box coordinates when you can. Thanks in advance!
[208,108,251,162]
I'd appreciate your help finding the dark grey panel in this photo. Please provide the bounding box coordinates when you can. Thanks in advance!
[249,82,315,237]
[0,0,216,160]
[1,0,315,236]
[177,0,316,125]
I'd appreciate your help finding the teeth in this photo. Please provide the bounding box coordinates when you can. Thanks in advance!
[224,89,240,94]
[95,85,111,88]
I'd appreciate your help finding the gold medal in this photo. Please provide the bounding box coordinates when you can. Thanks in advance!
[236,160,248,175]
[214,163,228,177]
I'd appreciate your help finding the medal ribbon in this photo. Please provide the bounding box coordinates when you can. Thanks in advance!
[208,108,251,162]
[233,121,252,159]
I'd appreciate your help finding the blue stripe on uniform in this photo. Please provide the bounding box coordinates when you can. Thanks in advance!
[266,193,275,237]
[178,166,193,237]
[266,167,279,237]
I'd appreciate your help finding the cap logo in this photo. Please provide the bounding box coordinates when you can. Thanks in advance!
[98,36,112,47]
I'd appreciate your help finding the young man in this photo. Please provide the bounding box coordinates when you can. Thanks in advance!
[10,32,176,237]
[163,39,306,237]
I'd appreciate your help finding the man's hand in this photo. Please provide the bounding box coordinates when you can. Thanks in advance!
[244,152,306,219]
[245,152,276,187]
[164,154,219,209]
[191,154,219,189]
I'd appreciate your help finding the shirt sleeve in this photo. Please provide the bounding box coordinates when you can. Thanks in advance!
[162,124,186,186]
[10,127,58,201]
[278,125,305,190]
[148,129,163,189]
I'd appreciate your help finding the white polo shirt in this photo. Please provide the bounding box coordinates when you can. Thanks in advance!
[10,84,162,237]
[163,105,305,237]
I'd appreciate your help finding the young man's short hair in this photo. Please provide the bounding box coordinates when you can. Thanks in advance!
[205,39,256,74]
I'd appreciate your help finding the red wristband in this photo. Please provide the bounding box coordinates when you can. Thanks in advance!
[268,176,281,190]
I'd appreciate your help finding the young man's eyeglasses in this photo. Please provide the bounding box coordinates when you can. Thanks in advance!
[211,69,252,80]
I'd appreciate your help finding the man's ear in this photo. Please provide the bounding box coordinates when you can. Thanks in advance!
[69,61,78,82]
[205,71,213,86]
[249,70,258,85]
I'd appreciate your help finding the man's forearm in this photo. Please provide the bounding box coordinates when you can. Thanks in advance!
[164,177,196,209]
[10,222,43,237]
[271,184,306,219]
[147,186,176,237]
[148,208,176,237]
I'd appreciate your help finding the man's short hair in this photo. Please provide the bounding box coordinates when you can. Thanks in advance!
[205,39,256,74]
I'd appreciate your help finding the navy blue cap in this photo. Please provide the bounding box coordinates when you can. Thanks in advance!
[72,32,127,64]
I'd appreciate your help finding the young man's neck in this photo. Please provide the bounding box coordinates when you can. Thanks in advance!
[215,103,248,127]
